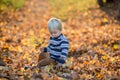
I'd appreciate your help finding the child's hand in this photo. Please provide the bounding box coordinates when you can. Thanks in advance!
[57,63,62,66]
[39,47,44,53]
[55,63,62,70]
[60,57,64,60]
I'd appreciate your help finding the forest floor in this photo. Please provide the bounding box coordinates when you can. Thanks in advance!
[0,0,120,80]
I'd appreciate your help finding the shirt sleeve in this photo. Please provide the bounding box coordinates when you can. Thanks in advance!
[43,47,47,52]
[60,40,69,60]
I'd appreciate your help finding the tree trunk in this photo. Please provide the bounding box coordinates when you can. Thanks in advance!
[97,0,104,7]
[117,0,120,20]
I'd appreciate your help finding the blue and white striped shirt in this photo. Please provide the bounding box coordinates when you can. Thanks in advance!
[44,33,69,64]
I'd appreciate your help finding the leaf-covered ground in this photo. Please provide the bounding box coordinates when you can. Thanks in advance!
[0,0,120,80]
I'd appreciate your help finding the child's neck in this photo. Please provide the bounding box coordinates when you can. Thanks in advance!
[52,33,62,39]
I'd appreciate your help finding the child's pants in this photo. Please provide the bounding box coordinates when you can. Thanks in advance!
[37,52,56,68]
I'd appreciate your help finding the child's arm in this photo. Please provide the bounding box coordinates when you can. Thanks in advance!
[56,41,69,68]
[43,46,50,52]
[60,40,69,61]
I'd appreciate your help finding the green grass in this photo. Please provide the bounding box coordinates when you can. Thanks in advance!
[48,0,97,20]
[0,0,25,11]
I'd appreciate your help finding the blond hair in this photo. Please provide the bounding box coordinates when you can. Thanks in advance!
[48,18,62,32]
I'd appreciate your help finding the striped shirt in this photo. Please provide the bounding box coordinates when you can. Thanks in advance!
[44,33,69,64]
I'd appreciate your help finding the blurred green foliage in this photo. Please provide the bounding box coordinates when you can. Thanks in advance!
[48,0,96,20]
[0,0,25,11]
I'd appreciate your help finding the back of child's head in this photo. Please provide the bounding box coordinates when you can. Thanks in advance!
[48,18,62,32]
